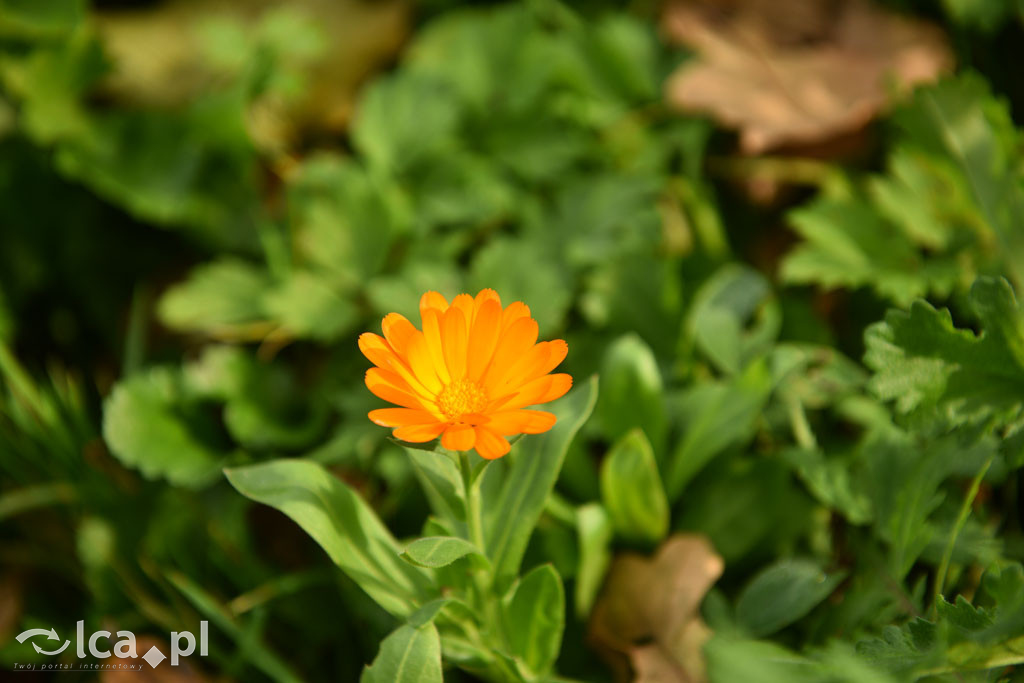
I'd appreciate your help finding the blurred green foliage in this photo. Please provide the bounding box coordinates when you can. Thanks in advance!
[2,0,1024,681]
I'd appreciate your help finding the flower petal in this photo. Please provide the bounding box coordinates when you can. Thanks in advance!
[405,331,444,395]
[360,334,436,400]
[473,289,501,316]
[365,368,434,411]
[358,333,396,369]
[451,293,475,328]
[441,423,476,451]
[467,299,502,380]
[539,339,568,374]
[493,342,551,394]
[500,301,531,332]
[474,426,511,459]
[483,317,539,393]
[393,422,446,443]
[368,408,437,427]
[486,410,557,435]
[419,291,449,317]
[421,308,451,385]
[441,306,468,380]
[493,373,572,411]
[382,313,417,356]
[536,373,573,404]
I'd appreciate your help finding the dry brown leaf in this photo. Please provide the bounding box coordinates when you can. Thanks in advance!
[97,0,409,149]
[662,0,952,153]
[589,534,724,683]
[100,636,216,683]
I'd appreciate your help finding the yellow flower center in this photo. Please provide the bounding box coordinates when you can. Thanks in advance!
[437,378,487,421]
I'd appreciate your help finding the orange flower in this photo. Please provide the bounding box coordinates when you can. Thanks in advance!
[359,289,572,459]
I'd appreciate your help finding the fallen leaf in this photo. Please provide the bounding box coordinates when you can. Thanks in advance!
[97,0,410,149]
[100,636,213,683]
[662,0,952,153]
[589,534,724,683]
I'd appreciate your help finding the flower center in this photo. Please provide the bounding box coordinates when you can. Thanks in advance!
[437,378,487,421]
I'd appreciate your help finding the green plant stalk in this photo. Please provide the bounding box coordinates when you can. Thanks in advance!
[932,453,996,613]
[670,177,730,260]
[458,450,503,645]
[786,394,817,451]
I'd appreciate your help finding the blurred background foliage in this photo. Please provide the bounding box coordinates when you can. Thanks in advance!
[2,0,1024,681]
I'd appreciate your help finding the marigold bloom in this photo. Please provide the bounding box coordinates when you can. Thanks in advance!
[359,289,572,459]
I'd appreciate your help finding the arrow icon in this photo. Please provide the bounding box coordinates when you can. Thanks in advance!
[16,628,60,644]
[32,640,70,656]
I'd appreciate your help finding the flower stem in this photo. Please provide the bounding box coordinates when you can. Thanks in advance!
[459,451,486,553]
[932,453,995,614]
[458,450,502,641]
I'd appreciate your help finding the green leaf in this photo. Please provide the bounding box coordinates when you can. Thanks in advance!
[600,429,668,544]
[678,458,815,564]
[161,260,357,341]
[863,427,996,580]
[665,358,772,498]
[486,377,597,585]
[503,564,565,676]
[102,367,227,488]
[687,264,781,375]
[410,149,516,227]
[781,448,872,525]
[581,249,684,360]
[583,14,659,103]
[401,536,484,569]
[406,446,464,528]
[407,597,452,628]
[361,621,443,683]
[549,175,663,269]
[780,199,958,306]
[351,71,461,173]
[735,559,846,637]
[857,565,1024,677]
[868,147,978,252]
[940,0,1020,30]
[574,503,612,618]
[158,259,272,334]
[708,636,896,683]
[470,238,572,338]
[55,103,260,247]
[894,74,1024,288]
[0,29,104,143]
[0,0,85,38]
[865,276,1024,430]
[780,74,1024,304]
[184,345,327,451]
[262,270,357,341]
[288,155,409,285]
[225,459,435,617]
[595,334,666,452]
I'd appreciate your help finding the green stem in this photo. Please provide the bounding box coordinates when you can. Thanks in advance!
[670,177,730,260]
[459,451,486,553]
[458,450,502,643]
[932,454,996,613]
[786,394,817,451]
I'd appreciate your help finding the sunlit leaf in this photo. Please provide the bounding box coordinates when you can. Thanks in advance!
[225,459,436,618]
[502,563,565,676]
[600,429,669,544]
